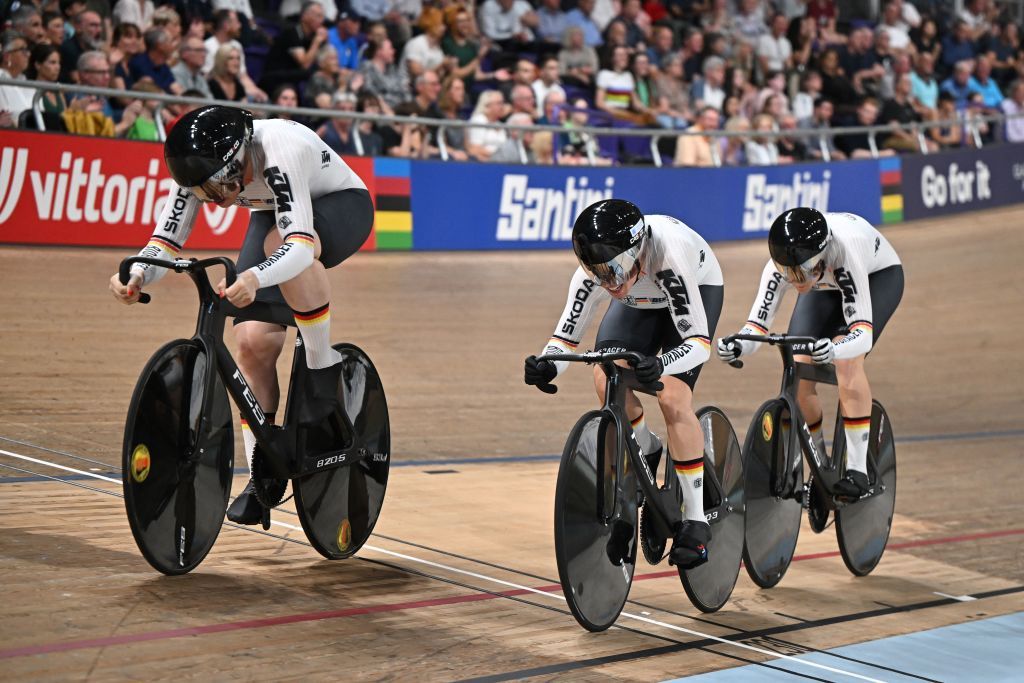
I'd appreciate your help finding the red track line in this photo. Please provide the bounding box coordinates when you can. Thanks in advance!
[3,527,1022,660]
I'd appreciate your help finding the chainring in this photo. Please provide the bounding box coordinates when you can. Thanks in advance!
[639,502,667,565]
[250,445,288,508]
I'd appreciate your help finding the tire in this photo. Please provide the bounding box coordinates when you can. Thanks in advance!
[293,343,390,560]
[680,406,745,612]
[122,339,233,575]
[741,399,802,589]
[554,411,636,632]
[835,401,896,576]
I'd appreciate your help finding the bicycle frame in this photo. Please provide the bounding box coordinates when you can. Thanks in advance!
[120,256,330,479]
[538,351,727,531]
[727,334,842,496]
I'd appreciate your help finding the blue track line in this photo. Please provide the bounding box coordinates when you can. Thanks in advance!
[2,428,1022,484]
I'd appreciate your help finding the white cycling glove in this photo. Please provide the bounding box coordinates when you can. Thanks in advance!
[716,338,741,363]
[811,338,835,364]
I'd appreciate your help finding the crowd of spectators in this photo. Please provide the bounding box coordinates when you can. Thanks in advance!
[1,0,1022,164]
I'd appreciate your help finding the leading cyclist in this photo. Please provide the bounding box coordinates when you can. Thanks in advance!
[717,208,904,500]
[524,199,724,569]
[109,105,374,524]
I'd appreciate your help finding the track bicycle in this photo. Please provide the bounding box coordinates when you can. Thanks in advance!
[538,350,744,631]
[723,333,896,587]
[118,255,390,575]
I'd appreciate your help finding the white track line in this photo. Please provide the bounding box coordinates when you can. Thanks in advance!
[0,449,120,484]
[1,447,882,682]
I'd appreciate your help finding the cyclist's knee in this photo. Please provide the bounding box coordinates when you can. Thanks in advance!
[657,378,694,425]
[834,357,866,389]
[236,326,285,366]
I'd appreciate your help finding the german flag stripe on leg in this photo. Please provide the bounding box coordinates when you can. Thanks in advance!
[674,457,704,474]
[844,416,872,429]
[293,304,330,326]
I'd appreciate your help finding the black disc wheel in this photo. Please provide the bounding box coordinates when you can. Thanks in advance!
[123,339,233,575]
[679,406,745,612]
[293,344,390,560]
[554,411,637,632]
[741,399,803,589]
[835,401,897,576]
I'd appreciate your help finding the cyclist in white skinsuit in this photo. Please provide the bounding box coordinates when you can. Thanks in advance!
[109,105,374,524]
[524,199,724,569]
[717,208,904,500]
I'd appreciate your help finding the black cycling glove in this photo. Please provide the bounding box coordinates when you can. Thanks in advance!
[633,355,664,385]
[524,355,557,387]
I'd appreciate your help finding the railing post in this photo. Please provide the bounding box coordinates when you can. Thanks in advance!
[710,135,722,167]
[353,125,365,156]
[818,136,832,163]
[650,134,662,168]
[437,125,449,161]
[155,104,166,142]
[868,130,879,158]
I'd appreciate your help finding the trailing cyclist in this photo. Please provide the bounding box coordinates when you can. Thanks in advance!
[524,199,724,569]
[717,208,904,501]
[109,105,374,525]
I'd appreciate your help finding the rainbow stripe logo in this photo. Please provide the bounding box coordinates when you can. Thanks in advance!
[373,159,412,250]
[880,157,903,223]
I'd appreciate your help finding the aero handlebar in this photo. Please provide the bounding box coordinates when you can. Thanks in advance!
[721,333,819,369]
[119,256,238,304]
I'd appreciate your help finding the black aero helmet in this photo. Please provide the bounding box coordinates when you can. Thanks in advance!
[768,207,831,284]
[164,105,253,201]
[572,199,647,288]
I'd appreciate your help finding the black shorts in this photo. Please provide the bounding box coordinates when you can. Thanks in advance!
[788,265,904,345]
[235,188,374,324]
[595,284,724,390]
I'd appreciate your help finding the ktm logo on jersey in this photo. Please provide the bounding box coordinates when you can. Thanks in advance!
[833,267,858,304]
[263,166,294,213]
[655,269,690,317]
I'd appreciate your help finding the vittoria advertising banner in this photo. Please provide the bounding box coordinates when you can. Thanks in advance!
[0,130,377,249]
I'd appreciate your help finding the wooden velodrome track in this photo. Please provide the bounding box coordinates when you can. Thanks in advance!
[1,206,1022,681]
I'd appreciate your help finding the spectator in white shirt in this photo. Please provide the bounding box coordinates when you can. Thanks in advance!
[113,0,155,31]
[532,56,566,116]
[877,1,911,53]
[400,12,445,79]
[478,0,538,45]
[756,12,793,74]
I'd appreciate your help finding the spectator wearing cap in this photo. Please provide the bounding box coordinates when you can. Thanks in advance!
[112,0,155,33]
[59,10,102,83]
[564,0,603,48]
[401,11,445,80]
[328,9,365,71]
[172,36,212,98]
[129,29,184,94]
[11,6,45,48]
[756,13,793,74]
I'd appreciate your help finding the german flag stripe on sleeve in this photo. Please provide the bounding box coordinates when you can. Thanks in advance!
[745,321,768,334]
[549,336,578,350]
[674,457,704,474]
[850,321,873,333]
[685,336,712,349]
[285,232,316,247]
[148,235,182,252]
[844,416,872,429]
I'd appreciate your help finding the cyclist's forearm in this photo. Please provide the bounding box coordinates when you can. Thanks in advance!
[247,233,316,289]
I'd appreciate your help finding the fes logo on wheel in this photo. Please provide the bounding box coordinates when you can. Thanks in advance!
[761,412,774,441]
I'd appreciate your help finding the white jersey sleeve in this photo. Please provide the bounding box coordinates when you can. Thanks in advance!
[737,258,793,356]
[539,267,609,378]
[131,186,202,285]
